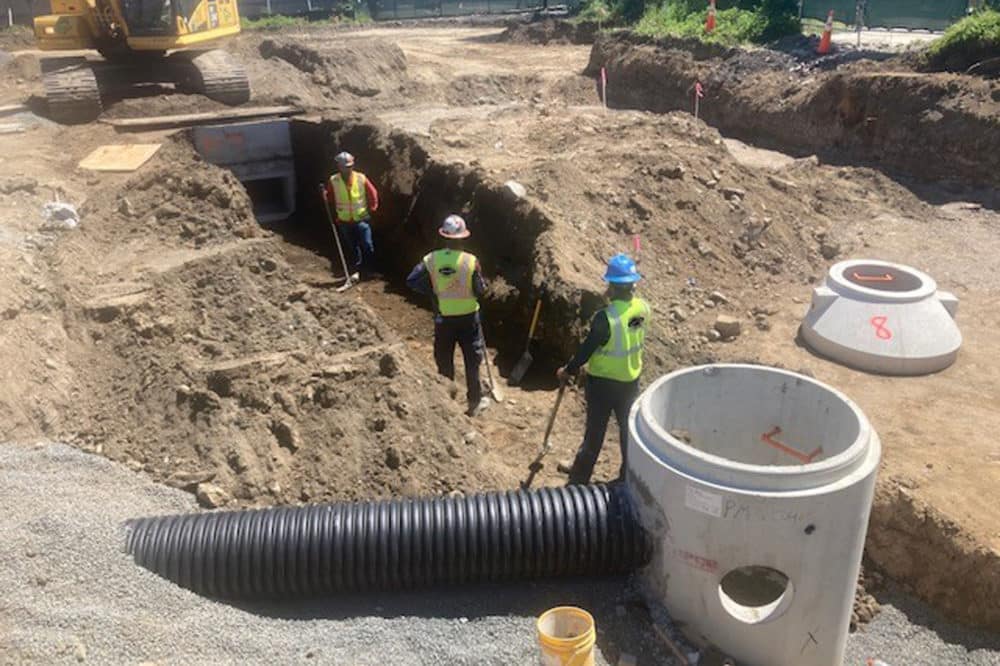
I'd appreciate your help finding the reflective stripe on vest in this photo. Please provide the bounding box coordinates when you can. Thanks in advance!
[424,249,479,317]
[587,297,650,382]
[330,172,369,223]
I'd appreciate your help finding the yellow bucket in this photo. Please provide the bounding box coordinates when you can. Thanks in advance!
[536,606,596,666]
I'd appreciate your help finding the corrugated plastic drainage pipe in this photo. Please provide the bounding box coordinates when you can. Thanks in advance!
[125,482,650,599]
[628,364,881,666]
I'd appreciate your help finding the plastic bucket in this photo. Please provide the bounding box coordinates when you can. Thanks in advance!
[536,606,596,666]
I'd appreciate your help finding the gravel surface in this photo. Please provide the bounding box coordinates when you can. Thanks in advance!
[3,442,998,665]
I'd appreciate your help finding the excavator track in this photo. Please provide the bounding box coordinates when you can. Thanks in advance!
[41,58,103,124]
[177,49,251,106]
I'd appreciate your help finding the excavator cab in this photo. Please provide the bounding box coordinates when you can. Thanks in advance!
[34,0,249,122]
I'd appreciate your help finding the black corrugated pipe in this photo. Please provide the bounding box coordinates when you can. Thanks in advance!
[124,482,651,599]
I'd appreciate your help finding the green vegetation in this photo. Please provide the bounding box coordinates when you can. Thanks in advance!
[240,14,310,30]
[925,8,1000,72]
[576,0,615,24]
[632,0,798,45]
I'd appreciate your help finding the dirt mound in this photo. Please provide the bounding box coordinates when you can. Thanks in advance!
[41,140,511,507]
[0,26,34,51]
[589,31,1000,194]
[259,36,409,100]
[500,19,598,46]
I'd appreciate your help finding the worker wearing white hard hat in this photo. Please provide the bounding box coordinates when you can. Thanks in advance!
[407,214,489,416]
[325,151,380,280]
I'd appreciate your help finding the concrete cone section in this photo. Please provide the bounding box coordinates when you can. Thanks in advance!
[800,259,961,375]
[628,364,881,666]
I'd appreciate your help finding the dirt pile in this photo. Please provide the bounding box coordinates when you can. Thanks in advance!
[500,19,599,46]
[588,32,1000,194]
[38,140,511,507]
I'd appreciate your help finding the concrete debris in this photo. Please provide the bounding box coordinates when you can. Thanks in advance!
[556,459,573,474]
[713,315,742,339]
[41,201,79,229]
[504,180,527,199]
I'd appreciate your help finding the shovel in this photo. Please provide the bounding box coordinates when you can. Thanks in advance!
[508,299,542,386]
[478,325,504,403]
[521,379,567,489]
[317,184,357,292]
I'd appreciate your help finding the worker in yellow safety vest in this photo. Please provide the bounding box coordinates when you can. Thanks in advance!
[325,151,379,280]
[407,215,490,416]
[557,253,651,484]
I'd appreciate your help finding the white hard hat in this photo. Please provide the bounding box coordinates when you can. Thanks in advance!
[335,151,355,168]
[439,214,470,239]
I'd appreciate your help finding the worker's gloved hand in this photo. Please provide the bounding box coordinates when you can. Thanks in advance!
[556,366,571,385]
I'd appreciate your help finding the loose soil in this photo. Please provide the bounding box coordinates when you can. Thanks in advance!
[2,22,999,636]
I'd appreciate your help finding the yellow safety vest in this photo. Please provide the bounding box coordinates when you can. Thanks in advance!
[423,249,479,317]
[329,172,369,223]
[588,297,650,382]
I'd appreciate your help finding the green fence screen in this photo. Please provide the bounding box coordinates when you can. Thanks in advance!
[369,0,539,19]
[801,0,970,31]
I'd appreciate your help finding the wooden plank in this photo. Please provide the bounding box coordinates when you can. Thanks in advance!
[0,123,26,134]
[0,103,29,116]
[100,106,303,131]
[78,143,162,172]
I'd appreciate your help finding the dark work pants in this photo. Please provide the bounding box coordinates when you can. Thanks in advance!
[338,218,375,275]
[434,313,483,405]
[568,375,640,485]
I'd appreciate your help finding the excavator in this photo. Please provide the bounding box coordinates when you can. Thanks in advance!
[33,0,251,122]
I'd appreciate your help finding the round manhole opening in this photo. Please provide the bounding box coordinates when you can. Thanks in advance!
[718,565,794,625]
[842,263,923,293]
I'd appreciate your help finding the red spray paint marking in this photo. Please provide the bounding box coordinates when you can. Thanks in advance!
[870,315,892,340]
[632,234,641,260]
[852,271,894,282]
[761,426,822,464]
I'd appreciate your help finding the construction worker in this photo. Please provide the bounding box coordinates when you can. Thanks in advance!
[326,151,379,279]
[407,215,490,416]
[557,253,650,485]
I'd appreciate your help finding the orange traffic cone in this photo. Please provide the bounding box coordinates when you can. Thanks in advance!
[817,10,834,54]
[705,0,716,33]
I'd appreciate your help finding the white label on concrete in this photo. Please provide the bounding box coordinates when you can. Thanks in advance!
[685,486,722,517]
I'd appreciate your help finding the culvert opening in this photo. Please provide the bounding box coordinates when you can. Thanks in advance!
[653,366,863,467]
[718,566,793,625]
[843,263,924,293]
[237,117,573,386]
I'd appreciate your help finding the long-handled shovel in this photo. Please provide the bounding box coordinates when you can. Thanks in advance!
[521,379,567,489]
[478,325,504,404]
[317,183,356,292]
[508,299,542,386]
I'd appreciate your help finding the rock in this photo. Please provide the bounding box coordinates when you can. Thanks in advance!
[703,299,715,308]
[44,358,57,370]
[556,459,574,474]
[195,483,231,509]
[714,315,742,339]
[0,176,38,194]
[370,416,388,433]
[668,306,687,323]
[118,197,136,217]
[819,238,841,260]
[73,639,87,662]
[628,194,653,220]
[754,314,771,331]
[709,290,729,304]
[722,187,746,201]
[503,180,527,199]
[385,446,402,470]
[767,175,797,191]
[266,420,298,452]
[166,469,216,489]
[379,352,400,378]
[446,443,461,459]
[463,431,477,446]
[659,164,685,180]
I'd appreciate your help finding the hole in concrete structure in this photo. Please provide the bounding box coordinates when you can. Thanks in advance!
[243,177,295,222]
[842,263,923,292]
[656,367,861,467]
[718,566,793,625]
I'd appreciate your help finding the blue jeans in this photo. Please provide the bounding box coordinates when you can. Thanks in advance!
[339,219,375,274]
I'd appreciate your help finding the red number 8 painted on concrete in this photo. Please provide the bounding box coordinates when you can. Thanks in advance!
[870,315,892,340]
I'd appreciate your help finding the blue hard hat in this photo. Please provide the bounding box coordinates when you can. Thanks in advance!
[603,253,641,284]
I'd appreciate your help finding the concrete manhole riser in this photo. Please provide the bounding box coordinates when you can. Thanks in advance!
[627,364,881,666]
[800,259,961,375]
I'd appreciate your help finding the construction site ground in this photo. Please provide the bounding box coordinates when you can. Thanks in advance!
[2,21,1000,663]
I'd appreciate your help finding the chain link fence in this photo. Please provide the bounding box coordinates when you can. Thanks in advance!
[801,0,972,32]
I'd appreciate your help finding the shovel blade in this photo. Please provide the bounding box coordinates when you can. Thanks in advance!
[507,350,533,386]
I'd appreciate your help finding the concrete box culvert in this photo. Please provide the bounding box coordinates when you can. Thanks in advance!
[800,259,961,375]
[627,364,881,666]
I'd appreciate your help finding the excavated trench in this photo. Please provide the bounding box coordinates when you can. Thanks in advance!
[260,117,598,381]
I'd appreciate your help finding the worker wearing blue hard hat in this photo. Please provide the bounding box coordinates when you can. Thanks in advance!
[557,253,651,484]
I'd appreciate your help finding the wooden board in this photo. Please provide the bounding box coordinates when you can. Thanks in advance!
[78,143,162,172]
[0,103,29,117]
[100,106,302,131]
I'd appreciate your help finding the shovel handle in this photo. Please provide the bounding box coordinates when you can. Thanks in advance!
[541,382,567,452]
[526,299,542,343]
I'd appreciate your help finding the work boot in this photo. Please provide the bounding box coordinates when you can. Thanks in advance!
[467,396,490,417]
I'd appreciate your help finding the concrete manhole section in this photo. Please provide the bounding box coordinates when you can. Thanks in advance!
[800,259,961,375]
[628,364,881,666]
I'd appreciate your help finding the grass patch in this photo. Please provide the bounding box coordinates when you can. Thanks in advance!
[635,3,796,45]
[925,9,1000,72]
[576,0,615,24]
[240,15,310,30]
